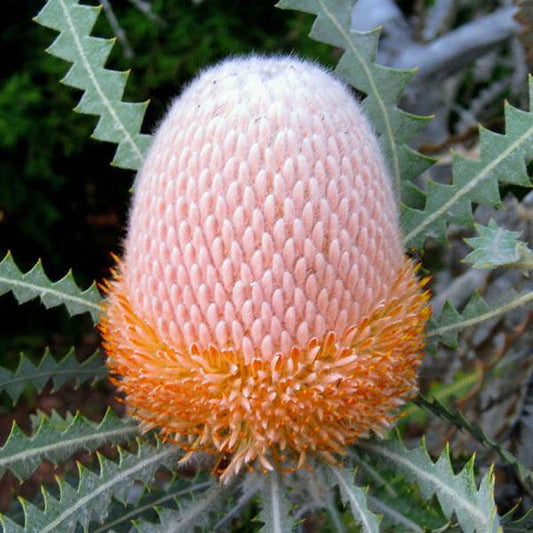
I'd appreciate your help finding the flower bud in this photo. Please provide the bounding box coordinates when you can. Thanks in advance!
[100,56,430,480]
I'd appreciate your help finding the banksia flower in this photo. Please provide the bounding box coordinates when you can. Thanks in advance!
[100,56,430,481]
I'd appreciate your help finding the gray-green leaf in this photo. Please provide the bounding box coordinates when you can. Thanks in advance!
[402,77,533,248]
[134,480,235,533]
[463,219,533,270]
[0,348,107,404]
[0,251,102,322]
[428,289,533,348]
[358,436,501,533]
[0,441,178,532]
[257,470,296,533]
[34,0,152,171]
[327,466,381,532]
[0,409,138,480]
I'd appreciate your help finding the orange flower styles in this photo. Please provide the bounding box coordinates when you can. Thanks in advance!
[99,56,430,481]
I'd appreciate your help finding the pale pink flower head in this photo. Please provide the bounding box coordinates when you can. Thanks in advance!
[100,56,430,480]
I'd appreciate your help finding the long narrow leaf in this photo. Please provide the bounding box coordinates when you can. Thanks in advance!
[402,76,533,247]
[414,395,533,483]
[0,441,178,532]
[0,409,138,480]
[0,348,106,404]
[367,495,424,533]
[501,507,533,532]
[134,480,236,533]
[91,479,213,533]
[327,466,381,533]
[257,471,295,533]
[0,251,102,322]
[358,436,500,533]
[427,289,533,348]
[34,0,152,170]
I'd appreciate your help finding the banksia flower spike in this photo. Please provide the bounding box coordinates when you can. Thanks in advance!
[100,56,430,481]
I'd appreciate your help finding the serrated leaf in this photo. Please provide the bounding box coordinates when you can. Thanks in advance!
[355,455,449,530]
[0,348,106,404]
[501,505,533,532]
[276,0,433,195]
[257,471,295,533]
[358,436,501,533]
[351,456,442,532]
[327,466,381,532]
[414,395,533,484]
[367,495,426,532]
[402,77,533,248]
[1,441,179,532]
[0,515,24,533]
[428,289,533,348]
[0,409,138,480]
[214,472,261,532]
[34,0,151,171]
[463,219,533,270]
[133,479,236,533]
[0,252,102,322]
[91,478,213,533]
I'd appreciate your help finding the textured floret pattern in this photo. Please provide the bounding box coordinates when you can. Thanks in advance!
[100,56,430,480]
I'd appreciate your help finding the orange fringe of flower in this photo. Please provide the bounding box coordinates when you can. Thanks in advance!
[99,261,430,482]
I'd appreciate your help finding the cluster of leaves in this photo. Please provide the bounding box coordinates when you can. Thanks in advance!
[0,0,532,531]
